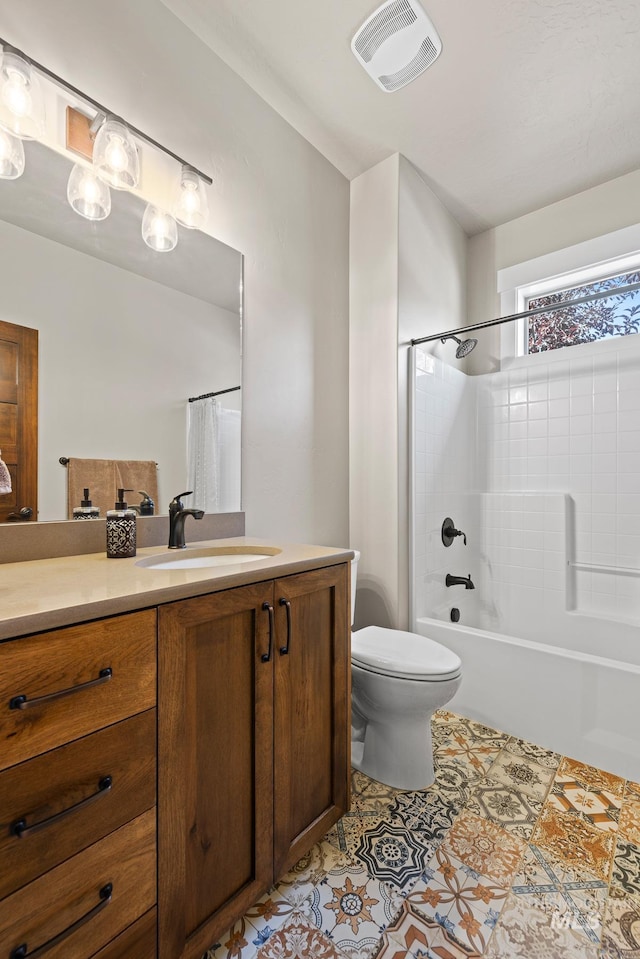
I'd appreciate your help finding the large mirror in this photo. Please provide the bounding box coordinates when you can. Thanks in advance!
[0,140,242,521]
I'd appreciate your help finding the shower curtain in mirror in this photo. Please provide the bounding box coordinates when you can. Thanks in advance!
[187,397,241,513]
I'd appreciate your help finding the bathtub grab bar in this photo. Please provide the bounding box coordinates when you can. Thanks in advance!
[570,562,640,578]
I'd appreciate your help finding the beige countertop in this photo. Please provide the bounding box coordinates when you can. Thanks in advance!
[0,537,354,641]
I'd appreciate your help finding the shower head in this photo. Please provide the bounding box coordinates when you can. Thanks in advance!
[441,334,478,358]
[454,336,478,358]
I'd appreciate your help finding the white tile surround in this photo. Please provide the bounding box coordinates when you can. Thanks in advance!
[411,335,640,640]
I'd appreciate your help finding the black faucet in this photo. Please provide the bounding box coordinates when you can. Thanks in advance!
[168,491,205,549]
[445,573,475,590]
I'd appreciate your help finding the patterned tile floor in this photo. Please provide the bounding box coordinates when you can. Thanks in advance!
[204,710,640,959]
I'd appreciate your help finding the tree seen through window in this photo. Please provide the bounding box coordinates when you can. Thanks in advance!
[527,270,640,354]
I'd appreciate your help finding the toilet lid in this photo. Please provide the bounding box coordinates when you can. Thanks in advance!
[351,625,462,681]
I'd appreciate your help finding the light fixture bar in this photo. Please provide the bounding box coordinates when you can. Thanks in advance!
[0,37,213,185]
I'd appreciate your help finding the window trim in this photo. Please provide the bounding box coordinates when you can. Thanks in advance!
[497,223,640,364]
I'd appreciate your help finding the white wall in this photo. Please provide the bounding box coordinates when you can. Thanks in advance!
[1,0,350,546]
[349,155,400,629]
[350,156,466,629]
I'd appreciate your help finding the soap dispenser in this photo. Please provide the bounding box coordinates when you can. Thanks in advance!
[138,490,155,516]
[106,488,137,558]
[73,488,100,520]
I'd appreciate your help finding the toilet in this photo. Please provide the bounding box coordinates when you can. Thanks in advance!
[350,551,462,790]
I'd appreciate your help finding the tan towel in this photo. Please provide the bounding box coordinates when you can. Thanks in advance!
[66,458,158,519]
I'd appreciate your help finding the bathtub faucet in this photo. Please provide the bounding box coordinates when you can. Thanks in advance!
[445,573,475,590]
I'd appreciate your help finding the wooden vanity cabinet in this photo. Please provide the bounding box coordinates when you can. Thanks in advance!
[0,556,350,959]
[158,563,350,959]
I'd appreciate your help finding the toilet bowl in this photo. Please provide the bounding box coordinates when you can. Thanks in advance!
[350,552,462,790]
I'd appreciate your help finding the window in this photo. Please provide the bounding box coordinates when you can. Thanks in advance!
[497,228,640,364]
[526,268,640,354]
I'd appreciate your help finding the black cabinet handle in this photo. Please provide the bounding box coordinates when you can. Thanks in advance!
[261,603,274,662]
[9,668,112,711]
[11,776,113,839]
[279,598,292,655]
[10,883,113,958]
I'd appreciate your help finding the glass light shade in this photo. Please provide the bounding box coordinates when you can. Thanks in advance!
[0,127,24,178]
[0,51,46,140]
[93,117,139,190]
[172,166,208,229]
[142,204,178,252]
[67,163,111,220]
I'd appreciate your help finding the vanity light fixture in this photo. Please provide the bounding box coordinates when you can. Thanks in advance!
[173,165,209,230]
[92,115,139,190]
[0,126,24,179]
[142,203,178,252]
[67,162,111,220]
[0,37,213,253]
[0,47,46,139]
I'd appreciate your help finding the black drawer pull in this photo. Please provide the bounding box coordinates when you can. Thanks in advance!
[261,603,274,662]
[279,598,292,655]
[10,882,113,958]
[12,776,113,839]
[9,668,112,711]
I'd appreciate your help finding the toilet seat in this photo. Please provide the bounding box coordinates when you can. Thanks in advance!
[351,625,462,682]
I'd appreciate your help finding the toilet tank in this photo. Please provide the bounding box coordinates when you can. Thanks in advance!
[350,550,360,627]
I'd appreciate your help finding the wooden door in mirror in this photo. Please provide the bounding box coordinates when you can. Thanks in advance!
[0,320,37,523]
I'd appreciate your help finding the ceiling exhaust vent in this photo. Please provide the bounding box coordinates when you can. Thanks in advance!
[351,0,442,92]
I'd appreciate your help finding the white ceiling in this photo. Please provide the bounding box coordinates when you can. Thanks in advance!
[160,0,640,235]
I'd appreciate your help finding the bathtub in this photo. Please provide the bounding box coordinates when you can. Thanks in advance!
[415,616,640,782]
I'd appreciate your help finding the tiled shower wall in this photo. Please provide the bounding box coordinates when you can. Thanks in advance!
[412,336,640,639]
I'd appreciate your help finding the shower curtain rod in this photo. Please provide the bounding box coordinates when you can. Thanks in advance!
[188,385,241,403]
[411,279,640,346]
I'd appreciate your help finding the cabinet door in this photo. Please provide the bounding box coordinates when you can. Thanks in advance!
[158,583,275,959]
[273,564,350,877]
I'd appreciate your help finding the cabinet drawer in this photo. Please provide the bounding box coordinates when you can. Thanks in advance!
[91,908,157,959]
[0,710,156,899]
[0,808,156,959]
[0,610,156,771]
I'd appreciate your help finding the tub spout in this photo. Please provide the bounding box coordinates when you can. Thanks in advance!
[445,573,475,590]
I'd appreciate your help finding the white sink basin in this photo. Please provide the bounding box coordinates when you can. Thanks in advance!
[136,546,281,571]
